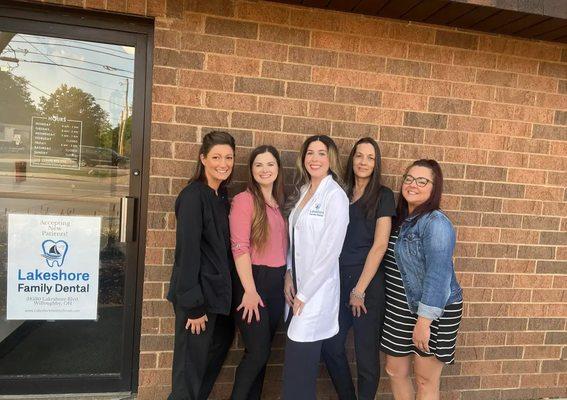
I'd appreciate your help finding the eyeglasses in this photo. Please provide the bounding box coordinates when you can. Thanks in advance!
[402,174,432,187]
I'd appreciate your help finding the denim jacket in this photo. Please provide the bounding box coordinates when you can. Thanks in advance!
[394,210,462,320]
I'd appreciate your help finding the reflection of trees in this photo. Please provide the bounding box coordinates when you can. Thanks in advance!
[99,115,131,157]
[0,71,37,125]
[39,84,111,147]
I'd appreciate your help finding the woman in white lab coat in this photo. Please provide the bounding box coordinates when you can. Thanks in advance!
[282,135,350,400]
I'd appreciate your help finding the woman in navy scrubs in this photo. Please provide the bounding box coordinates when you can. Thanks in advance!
[322,137,395,400]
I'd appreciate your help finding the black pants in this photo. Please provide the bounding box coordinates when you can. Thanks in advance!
[282,337,323,400]
[321,265,386,400]
[231,265,286,400]
[168,307,235,400]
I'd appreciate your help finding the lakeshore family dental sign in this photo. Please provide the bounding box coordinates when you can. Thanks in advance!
[7,214,101,320]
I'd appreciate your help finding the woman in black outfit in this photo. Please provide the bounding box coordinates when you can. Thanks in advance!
[322,137,395,400]
[167,131,236,400]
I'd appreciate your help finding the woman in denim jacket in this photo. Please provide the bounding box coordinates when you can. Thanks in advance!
[379,159,463,400]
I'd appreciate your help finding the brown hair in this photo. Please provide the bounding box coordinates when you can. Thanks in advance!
[247,145,285,251]
[285,135,344,215]
[395,159,444,227]
[190,130,236,187]
[344,137,383,220]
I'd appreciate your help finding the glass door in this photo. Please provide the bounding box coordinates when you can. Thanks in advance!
[0,7,149,395]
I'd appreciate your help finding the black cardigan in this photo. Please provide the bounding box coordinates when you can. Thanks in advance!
[167,180,233,318]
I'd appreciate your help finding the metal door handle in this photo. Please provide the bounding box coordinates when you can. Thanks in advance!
[119,196,136,243]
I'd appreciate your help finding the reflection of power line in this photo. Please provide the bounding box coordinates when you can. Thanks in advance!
[11,58,133,79]
[11,39,134,60]
[15,48,134,74]
[19,37,130,92]
[73,40,134,56]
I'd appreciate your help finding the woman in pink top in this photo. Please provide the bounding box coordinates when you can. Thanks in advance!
[229,145,287,400]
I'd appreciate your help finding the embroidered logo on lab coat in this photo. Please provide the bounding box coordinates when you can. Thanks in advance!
[308,203,324,217]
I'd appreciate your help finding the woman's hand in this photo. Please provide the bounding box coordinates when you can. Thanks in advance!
[284,270,295,307]
[292,298,304,316]
[349,290,367,317]
[186,314,208,335]
[412,316,432,353]
[237,290,265,323]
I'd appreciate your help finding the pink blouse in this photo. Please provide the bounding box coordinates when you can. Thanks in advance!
[229,191,288,267]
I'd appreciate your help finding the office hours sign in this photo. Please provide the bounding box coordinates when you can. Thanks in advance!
[7,214,101,320]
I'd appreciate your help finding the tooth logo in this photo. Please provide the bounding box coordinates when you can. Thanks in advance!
[41,240,69,267]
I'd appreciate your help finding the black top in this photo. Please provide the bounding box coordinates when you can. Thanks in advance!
[166,180,233,318]
[339,186,396,267]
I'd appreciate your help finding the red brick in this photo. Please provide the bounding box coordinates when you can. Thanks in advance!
[458,227,499,243]
[499,229,539,244]
[283,116,331,135]
[462,361,502,376]
[152,104,175,123]
[432,64,475,83]
[308,102,356,121]
[286,82,334,102]
[382,92,427,111]
[448,115,491,133]
[492,288,531,303]
[497,55,539,75]
[496,259,536,274]
[175,107,229,126]
[180,32,235,54]
[468,133,508,151]
[517,74,558,92]
[207,54,260,76]
[452,82,495,101]
[406,78,451,97]
[502,360,539,374]
[359,37,408,58]
[520,374,557,387]
[389,22,435,44]
[258,97,307,117]
[359,72,406,92]
[488,151,529,168]
[454,49,497,69]
[513,105,554,124]
[481,375,520,389]
[337,53,386,73]
[425,130,468,147]
[408,43,454,64]
[472,101,515,119]
[186,0,235,17]
[235,1,289,24]
[357,108,403,125]
[508,169,546,185]
[204,17,258,39]
[261,61,310,82]
[235,77,284,96]
[205,92,257,111]
[385,59,431,78]
[258,24,309,46]
[153,86,201,106]
[232,112,281,131]
[524,185,564,201]
[235,39,287,61]
[312,66,361,87]
[446,148,486,167]
[179,70,234,91]
[491,120,530,137]
[289,46,338,67]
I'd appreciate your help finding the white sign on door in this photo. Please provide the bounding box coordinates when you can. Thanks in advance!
[7,214,101,320]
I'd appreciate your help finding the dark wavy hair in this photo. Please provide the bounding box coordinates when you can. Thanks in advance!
[395,159,444,227]
[344,137,383,220]
[284,135,344,215]
[190,131,236,187]
[247,145,285,251]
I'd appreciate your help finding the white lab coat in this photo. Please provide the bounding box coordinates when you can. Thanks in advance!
[286,174,349,342]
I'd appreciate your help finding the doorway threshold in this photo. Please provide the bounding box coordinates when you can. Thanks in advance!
[0,394,134,400]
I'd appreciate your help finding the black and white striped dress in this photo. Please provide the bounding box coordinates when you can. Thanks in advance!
[379,231,462,364]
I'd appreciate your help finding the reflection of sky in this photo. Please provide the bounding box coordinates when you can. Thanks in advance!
[0,33,135,126]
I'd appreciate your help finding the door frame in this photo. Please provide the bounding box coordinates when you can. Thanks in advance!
[0,1,152,394]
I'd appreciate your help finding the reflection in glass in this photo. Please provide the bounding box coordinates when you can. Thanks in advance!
[0,32,135,376]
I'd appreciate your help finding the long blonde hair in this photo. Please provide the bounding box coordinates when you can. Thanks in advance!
[247,145,285,251]
[284,135,344,216]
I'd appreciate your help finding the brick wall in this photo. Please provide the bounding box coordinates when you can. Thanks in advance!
[28,1,567,399]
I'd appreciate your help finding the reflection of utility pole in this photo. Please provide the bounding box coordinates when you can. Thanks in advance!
[118,78,129,155]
